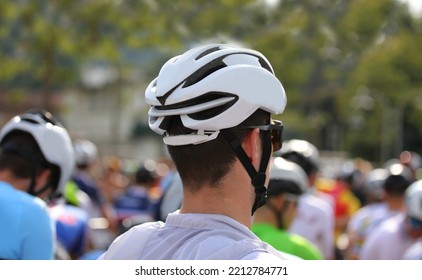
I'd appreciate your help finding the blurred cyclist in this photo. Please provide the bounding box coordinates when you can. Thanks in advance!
[0,109,74,259]
[402,180,422,259]
[252,157,324,259]
[348,163,413,259]
[277,139,335,259]
[113,162,160,230]
[72,139,119,249]
[359,178,421,259]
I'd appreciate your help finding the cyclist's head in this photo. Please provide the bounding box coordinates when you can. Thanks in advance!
[363,168,388,202]
[405,180,422,229]
[268,157,308,198]
[383,162,414,197]
[276,139,319,177]
[135,161,158,185]
[145,43,287,214]
[73,139,98,169]
[266,157,307,229]
[336,160,364,189]
[0,109,75,199]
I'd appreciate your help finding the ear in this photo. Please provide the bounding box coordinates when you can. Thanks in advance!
[242,128,261,169]
[34,169,53,198]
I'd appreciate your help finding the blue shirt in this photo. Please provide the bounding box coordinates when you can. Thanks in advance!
[0,181,54,259]
[50,203,89,258]
[113,185,158,220]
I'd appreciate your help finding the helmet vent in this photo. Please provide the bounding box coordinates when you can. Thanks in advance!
[183,58,226,88]
[188,98,236,120]
[20,118,40,125]
[195,46,221,60]
[155,91,236,111]
[258,57,274,74]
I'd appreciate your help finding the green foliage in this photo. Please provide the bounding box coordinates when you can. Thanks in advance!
[1,0,422,162]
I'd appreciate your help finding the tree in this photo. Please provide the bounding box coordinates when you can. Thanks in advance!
[236,0,422,162]
[1,0,422,163]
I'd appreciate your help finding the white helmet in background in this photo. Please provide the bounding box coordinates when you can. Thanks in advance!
[276,139,319,176]
[405,180,422,226]
[269,157,308,196]
[73,139,98,166]
[363,168,388,201]
[0,109,75,198]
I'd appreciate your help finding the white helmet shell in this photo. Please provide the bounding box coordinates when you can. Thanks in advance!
[0,111,75,196]
[277,139,320,175]
[270,157,308,194]
[364,168,388,200]
[405,180,422,221]
[73,139,98,166]
[145,44,287,145]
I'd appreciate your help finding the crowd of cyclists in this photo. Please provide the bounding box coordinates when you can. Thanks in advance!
[1,43,422,260]
[51,136,422,260]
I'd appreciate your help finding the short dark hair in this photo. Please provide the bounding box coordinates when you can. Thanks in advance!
[384,175,412,197]
[167,109,270,192]
[0,131,48,179]
[135,166,157,185]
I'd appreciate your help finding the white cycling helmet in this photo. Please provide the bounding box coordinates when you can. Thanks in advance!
[73,139,98,166]
[405,180,422,223]
[0,109,75,197]
[269,157,308,196]
[276,139,319,176]
[363,168,388,200]
[145,43,287,146]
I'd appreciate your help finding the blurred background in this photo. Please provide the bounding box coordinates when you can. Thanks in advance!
[1,0,422,168]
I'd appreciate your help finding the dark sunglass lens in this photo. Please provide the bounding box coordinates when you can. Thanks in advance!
[270,130,280,151]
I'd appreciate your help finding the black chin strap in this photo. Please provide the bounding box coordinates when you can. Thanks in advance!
[267,201,290,230]
[220,129,272,215]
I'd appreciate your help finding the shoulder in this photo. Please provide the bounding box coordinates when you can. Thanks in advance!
[241,244,303,260]
[288,234,324,259]
[7,188,51,222]
[403,239,422,260]
[241,250,301,260]
[101,221,163,259]
[301,194,330,212]
[365,215,403,242]
[348,204,378,228]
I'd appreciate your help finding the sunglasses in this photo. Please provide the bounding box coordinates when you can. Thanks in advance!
[238,120,284,152]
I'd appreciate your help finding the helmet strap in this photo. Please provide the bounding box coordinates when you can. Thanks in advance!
[27,163,38,196]
[30,180,53,198]
[220,129,273,215]
[27,161,55,199]
[267,200,290,230]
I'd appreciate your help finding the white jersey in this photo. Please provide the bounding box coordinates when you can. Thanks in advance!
[99,211,295,260]
[347,202,401,259]
[288,192,335,259]
[402,238,422,260]
[359,214,413,260]
[311,188,335,211]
